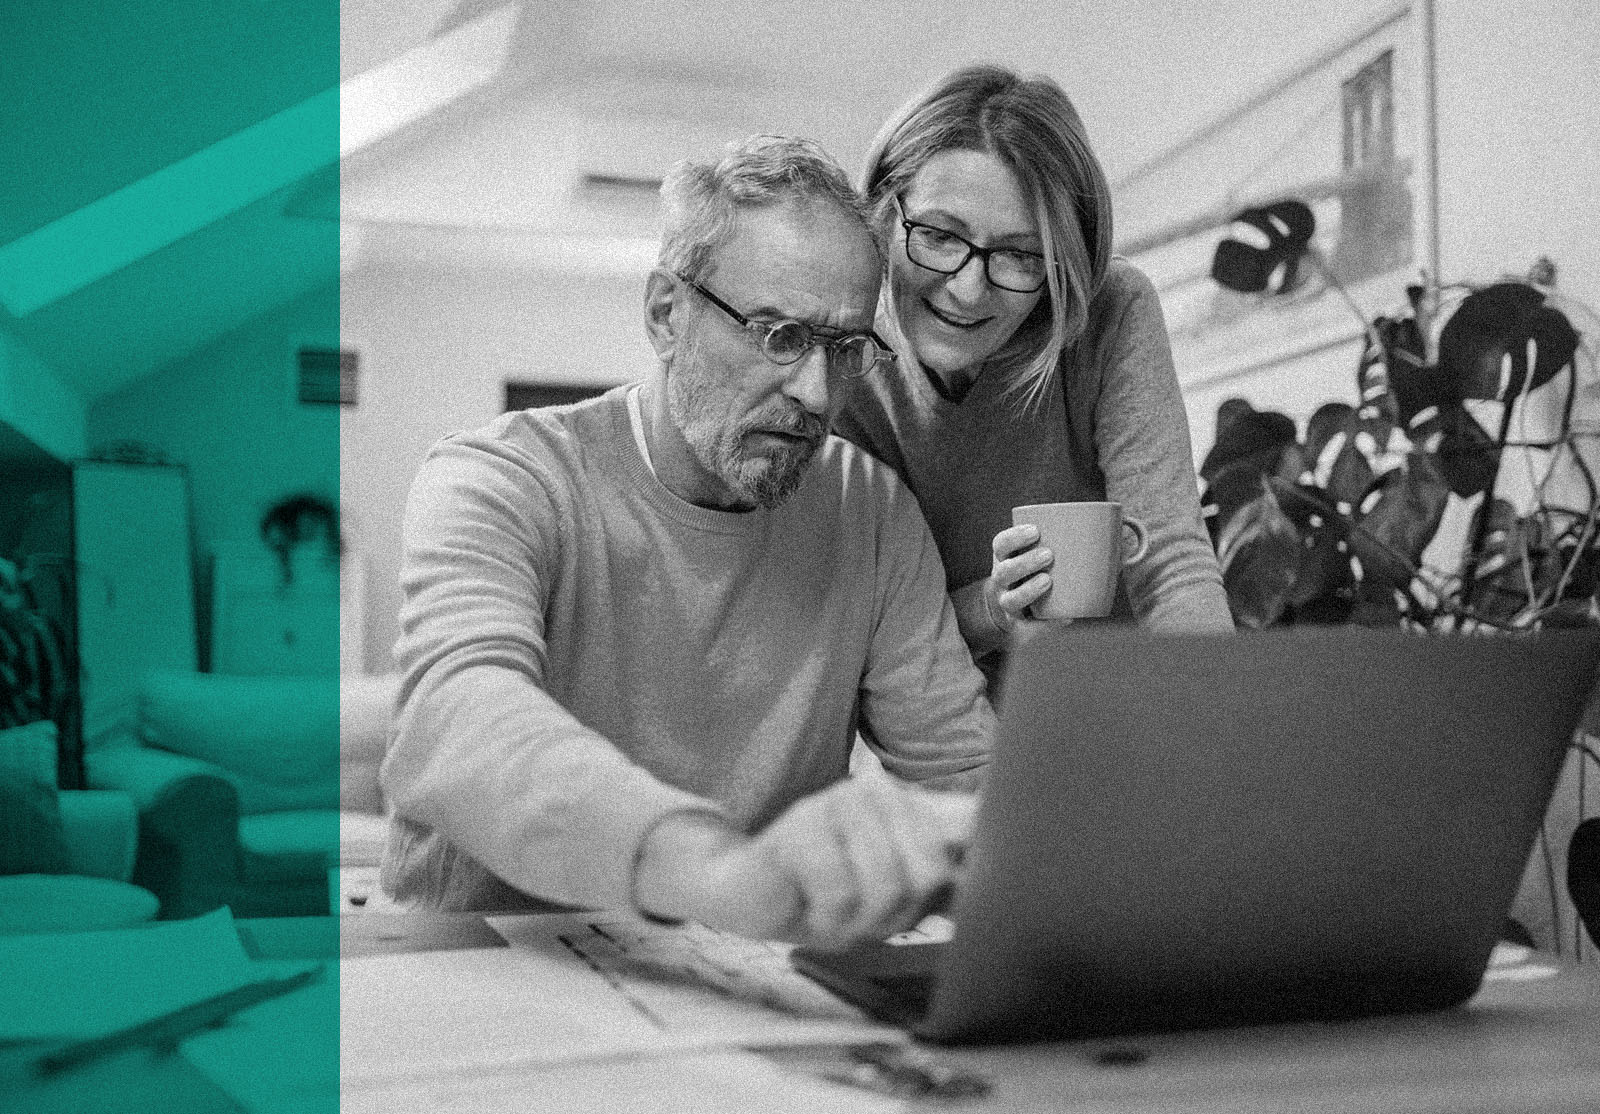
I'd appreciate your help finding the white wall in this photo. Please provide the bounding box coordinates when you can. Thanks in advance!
[338,261,653,671]
[88,286,340,557]
[1434,1,1599,304]
[0,327,85,462]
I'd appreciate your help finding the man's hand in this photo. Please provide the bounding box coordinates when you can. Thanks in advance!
[633,774,976,950]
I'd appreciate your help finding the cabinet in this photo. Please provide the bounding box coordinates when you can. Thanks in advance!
[72,462,198,746]
[210,544,343,675]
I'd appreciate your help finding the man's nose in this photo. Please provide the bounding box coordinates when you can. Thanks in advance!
[781,344,832,415]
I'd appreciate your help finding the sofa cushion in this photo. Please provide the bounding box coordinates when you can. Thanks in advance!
[238,809,339,884]
[0,721,70,876]
[57,791,139,881]
[0,875,159,934]
[139,671,340,814]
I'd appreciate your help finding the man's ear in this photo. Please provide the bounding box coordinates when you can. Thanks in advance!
[643,268,680,363]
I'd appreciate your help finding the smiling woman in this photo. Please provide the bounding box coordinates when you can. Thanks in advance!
[833,64,1235,682]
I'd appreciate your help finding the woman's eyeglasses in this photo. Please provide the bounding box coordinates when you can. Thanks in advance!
[893,196,1051,294]
[675,273,896,379]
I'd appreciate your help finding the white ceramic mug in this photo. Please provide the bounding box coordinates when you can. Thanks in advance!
[1011,501,1150,620]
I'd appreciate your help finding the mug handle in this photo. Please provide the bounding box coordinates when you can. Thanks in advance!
[1121,516,1150,564]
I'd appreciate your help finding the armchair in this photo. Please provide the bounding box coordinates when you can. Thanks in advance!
[1,720,159,933]
[88,671,343,919]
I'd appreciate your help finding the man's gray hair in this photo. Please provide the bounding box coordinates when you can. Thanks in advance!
[658,134,879,282]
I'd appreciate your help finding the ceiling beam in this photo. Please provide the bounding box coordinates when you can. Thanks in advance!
[339,2,519,158]
[0,2,519,317]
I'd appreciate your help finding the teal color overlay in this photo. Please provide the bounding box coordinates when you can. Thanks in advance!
[1,1,339,1110]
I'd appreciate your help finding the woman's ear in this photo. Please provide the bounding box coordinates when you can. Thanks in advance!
[643,269,680,363]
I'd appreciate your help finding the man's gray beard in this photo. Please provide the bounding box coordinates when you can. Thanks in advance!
[667,374,814,510]
[741,441,813,508]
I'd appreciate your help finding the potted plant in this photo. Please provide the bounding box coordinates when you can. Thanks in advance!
[1199,201,1598,633]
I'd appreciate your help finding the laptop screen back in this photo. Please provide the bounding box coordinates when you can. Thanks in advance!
[918,627,1599,1043]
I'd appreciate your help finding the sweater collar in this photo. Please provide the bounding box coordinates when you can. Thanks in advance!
[609,387,775,536]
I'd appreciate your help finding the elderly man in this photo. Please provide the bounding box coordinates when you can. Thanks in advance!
[382,135,993,949]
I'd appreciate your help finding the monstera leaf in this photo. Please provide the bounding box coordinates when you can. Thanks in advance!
[1204,460,1269,548]
[1354,319,1407,427]
[1200,399,1298,485]
[1421,403,1501,499]
[1376,312,1451,428]
[1203,398,1450,630]
[1214,484,1306,630]
[1303,403,1355,467]
[1270,479,1358,623]
[1438,282,1580,401]
[1211,201,1316,295]
[1347,579,1407,628]
[1306,403,1406,513]
[1201,400,1305,552]
[1462,499,1538,622]
[1347,450,1451,593]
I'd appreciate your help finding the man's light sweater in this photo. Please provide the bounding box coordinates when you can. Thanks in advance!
[381,387,993,913]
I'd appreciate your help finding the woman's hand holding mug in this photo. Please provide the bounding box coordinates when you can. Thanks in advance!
[983,522,1057,635]
[1003,503,1149,623]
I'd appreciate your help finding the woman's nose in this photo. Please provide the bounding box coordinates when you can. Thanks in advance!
[945,253,989,301]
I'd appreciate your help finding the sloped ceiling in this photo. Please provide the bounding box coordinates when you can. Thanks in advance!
[0,0,342,402]
[0,0,1393,404]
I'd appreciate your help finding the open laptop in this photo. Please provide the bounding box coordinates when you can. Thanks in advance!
[793,625,1600,1044]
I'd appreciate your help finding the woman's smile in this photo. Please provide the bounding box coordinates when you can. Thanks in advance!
[922,299,994,331]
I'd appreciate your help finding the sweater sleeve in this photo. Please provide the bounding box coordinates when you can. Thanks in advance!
[856,467,995,789]
[1091,263,1235,633]
[381,435,723,912]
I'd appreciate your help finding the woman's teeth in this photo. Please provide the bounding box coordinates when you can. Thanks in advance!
[926,302,986,329]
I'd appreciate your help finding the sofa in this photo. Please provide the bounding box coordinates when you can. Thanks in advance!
[86,670,397,919]
[1,719,160,933]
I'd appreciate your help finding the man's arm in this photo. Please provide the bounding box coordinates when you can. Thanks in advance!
[383,436,724,912]
[857,467,996,790]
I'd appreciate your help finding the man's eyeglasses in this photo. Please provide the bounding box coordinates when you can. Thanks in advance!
[893,196,1052,294]
[674,273,896,380]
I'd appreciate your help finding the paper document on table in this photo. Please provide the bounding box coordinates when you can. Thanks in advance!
[342,1048,905,1114]
[489,911,903,1047]
[339,946,690,1083]
[341,911,902,1085]
[0,907,256,1041]
[182,957,339,1114]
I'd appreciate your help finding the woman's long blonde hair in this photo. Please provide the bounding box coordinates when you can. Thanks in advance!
[861,64,1114,411]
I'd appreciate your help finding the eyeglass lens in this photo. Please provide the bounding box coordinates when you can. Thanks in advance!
[762,320,882,378]
[904,225,1047,293]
